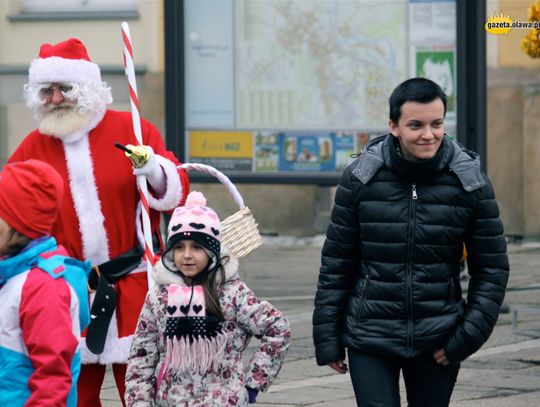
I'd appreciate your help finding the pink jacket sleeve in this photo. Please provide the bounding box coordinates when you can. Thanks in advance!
[234,281,292,392]
[20,269,78,407]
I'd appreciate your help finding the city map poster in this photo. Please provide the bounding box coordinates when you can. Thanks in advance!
[236,1,407,130]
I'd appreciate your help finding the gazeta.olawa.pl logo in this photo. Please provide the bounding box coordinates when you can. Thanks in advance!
[485,12,540,35]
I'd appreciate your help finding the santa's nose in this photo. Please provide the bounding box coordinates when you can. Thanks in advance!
[50,88,65,105]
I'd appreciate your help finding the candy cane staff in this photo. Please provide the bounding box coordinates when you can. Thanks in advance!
[121,21,156,290]
[9,37,190,406]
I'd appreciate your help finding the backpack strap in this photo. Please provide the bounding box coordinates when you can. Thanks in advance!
[36,254,91,330]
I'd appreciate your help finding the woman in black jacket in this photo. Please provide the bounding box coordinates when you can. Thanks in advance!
[312,78,509,407]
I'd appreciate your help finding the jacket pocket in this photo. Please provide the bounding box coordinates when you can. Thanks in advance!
[355,275,369,320]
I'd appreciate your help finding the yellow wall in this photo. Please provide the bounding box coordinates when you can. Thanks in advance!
[497,0,540,67]
[0,0,163,72]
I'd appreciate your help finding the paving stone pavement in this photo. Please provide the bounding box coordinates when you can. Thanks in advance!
[100,236,540,406]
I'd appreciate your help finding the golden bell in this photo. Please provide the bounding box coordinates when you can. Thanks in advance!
[125,145,150,168]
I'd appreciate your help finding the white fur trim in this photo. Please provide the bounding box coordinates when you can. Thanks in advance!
[29,57,102,85]
[80,291,130,364]
[63,133,110,265]
[146,155,183,211]
[80,319,133,364]
[221,248,239,282]
[62,109,105,144]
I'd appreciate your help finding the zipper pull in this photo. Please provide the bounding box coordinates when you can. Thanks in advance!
[412,183,418,200]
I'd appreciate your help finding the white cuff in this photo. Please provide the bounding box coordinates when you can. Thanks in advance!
[146,155,183,211]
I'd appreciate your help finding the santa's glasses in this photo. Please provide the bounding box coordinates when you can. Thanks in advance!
[39,83,73,98]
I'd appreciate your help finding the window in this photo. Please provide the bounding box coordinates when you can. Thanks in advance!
[20,0,137,13]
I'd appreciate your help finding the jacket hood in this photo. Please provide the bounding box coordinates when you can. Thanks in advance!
[0,237,56,285]
[352,134,486,192]
[447,141,486,192]
[152,245,240,286]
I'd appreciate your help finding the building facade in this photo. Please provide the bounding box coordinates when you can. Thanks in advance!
[0,0,539,237]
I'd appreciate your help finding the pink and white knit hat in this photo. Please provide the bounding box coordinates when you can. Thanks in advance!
[162,191,221,272]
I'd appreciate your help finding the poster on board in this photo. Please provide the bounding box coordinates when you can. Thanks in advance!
[188,130,253,171]
[182,0,457,182]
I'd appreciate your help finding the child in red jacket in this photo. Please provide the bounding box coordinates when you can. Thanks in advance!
[0,160,90,406]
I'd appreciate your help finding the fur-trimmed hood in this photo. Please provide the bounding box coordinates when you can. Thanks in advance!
[152,246,240,287]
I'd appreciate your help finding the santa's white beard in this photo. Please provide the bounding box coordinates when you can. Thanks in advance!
[39,105,94,138]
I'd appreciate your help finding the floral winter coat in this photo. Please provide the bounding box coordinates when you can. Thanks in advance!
[125,254,291,406]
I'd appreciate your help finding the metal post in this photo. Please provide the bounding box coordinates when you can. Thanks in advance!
[164,0,185,161]
[457,0,487,171]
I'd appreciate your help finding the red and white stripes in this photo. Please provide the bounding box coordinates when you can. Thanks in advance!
[122,21,155,287]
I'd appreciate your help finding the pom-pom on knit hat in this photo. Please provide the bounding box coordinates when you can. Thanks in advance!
[0,160,64,239]
[161,191,221,273]
[28,38,102,86]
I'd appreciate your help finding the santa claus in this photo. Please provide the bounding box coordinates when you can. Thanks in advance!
[9,38,190,406]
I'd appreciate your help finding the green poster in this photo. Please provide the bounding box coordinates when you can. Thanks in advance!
[416,50,455,112]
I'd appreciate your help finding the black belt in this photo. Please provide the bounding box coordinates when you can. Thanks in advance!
[87,245,144,292]
[86,245,144,355]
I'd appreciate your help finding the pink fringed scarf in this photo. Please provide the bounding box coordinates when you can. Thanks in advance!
[162,284,227,375]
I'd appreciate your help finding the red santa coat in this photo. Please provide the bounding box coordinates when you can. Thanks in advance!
[9,109,189,364]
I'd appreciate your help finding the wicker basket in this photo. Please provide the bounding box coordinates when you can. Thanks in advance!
[178,163,263,258]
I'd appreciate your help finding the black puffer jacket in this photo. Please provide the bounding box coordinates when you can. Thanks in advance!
[313,135,509,365]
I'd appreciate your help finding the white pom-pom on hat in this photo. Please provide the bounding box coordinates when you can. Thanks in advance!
[185,191,207,207]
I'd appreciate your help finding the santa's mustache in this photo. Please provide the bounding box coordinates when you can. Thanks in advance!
[44,101,78,112]
[38,103,93,138]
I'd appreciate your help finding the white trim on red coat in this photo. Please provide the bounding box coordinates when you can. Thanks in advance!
[63,130,110,266]
[79,308,130,364]
[149,154,183,211]
[61,110,116,364]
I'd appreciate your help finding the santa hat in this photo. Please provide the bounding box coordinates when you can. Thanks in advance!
[162,191,221,272]
[28,38,102,85]
[0,160,64,239]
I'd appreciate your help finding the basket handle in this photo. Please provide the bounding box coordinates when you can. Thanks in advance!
[178,163,245,209]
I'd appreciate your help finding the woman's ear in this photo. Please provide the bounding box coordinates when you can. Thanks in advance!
[389,120,399,137]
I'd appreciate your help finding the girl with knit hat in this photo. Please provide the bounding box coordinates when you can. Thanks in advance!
[0,159,91,406]
[125,191,291,406]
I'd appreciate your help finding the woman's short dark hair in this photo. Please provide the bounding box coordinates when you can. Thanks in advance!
[389,78,447,123]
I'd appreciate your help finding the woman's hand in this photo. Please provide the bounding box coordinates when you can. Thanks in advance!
[328,359,348,374]
[433,348,449,366]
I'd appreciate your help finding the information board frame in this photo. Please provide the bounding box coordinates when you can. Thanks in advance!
[164,0,485,184]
